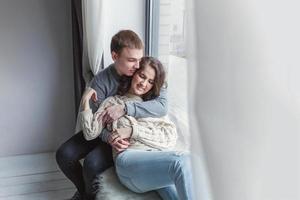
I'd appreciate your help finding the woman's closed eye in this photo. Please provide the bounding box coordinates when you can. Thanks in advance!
[138,72,154,84]
[128,58,137,62]
[139,73,146,79]
[148,80,154,85]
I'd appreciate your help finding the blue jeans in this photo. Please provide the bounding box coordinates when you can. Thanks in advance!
[115,150,193,200]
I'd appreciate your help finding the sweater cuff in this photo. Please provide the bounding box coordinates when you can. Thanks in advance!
[80,109,93,118]
[131,124,139,139]
[125,102,136,117]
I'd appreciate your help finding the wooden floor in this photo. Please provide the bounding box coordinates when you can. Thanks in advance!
[0,152,76,200]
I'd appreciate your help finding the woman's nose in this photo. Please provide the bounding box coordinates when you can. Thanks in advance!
[140,80,147,87]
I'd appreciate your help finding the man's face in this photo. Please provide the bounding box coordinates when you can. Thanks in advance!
[112,47,143,76]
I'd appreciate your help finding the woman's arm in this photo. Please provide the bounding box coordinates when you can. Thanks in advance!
[132,117,177,150]
[79,89,114,140]
[115,116,178,150]
[79,109,104,141]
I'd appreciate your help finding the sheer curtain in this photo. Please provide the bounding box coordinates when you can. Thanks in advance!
[74,0,105,132]
[82,0,105,84]
[188,0,299,200]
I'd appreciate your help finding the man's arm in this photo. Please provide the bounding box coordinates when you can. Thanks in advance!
[125,87,168,118]
[89,74,107,112]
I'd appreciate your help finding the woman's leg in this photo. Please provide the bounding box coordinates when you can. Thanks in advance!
[157,185,178,200]
[115,150,193,200]
[55,131,101,195]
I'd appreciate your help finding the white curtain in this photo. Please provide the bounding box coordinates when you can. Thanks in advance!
[75,0,105,133]
[188,0,299,200]
[82,0,105,84]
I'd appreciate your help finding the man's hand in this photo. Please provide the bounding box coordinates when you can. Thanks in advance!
[108,134,130,153]
[99,105,125,125]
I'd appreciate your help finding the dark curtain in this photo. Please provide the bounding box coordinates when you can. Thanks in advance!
[71,0,85,116]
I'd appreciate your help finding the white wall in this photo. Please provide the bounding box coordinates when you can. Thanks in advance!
[102,0,146,67]
[191,0,299,199]
[0,0,74,157]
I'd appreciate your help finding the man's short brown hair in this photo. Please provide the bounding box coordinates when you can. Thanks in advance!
[110,30,144,55]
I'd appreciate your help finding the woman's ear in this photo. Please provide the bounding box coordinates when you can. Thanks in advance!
[111,51,119,62]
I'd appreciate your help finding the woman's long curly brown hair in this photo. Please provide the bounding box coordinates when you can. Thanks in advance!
[117,56,166,101]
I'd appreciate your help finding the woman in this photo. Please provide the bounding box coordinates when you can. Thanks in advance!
[79,56,193,200]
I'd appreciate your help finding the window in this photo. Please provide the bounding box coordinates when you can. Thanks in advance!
[158,0,186,63]
[146,0,189,147]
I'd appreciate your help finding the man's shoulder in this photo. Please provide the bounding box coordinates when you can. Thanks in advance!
[95,64,115,78]
[90,64,115,90]
[92,64,116,85]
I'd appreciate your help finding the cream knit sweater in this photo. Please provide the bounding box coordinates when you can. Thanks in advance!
[79,94,177,157]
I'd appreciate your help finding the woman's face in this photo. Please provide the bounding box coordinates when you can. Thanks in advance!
[129,64,156,96]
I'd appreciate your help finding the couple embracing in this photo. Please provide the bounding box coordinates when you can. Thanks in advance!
[56,30,193,200]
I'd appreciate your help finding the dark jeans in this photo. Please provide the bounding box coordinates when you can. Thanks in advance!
[56,131,113,199]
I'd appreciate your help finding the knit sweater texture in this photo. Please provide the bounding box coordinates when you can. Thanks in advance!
[79,94,177,159]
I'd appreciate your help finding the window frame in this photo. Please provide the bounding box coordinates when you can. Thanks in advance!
[145,0,160,57]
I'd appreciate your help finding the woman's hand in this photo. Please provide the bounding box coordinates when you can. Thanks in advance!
[108,127,132,153]
[100,104,126,125]
[81,88,97,111]
[108,134,130,153]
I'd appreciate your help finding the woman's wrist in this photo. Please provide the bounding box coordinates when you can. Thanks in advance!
[82,98,90,111]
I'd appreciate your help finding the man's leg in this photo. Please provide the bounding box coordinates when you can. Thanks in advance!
[83,140,113,199]
[55,131,101,197]
[115,150,193,200]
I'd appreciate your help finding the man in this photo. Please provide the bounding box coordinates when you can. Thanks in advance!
[56,30,167,200]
